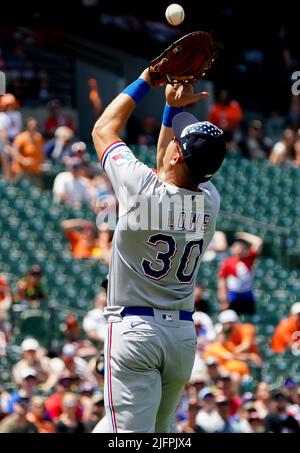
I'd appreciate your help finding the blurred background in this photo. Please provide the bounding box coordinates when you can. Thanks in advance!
[0,0,300,434]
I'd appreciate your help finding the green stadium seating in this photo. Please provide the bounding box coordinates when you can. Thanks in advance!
[19,309,51,345]
[0,150,300,388]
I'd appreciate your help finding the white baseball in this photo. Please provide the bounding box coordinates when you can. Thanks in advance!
[165,4,185,26]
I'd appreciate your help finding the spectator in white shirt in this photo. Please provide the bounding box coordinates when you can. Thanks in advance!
[193,311,216,350]
[47,343,97,390]
[269,128,295,165]
[53,158,91,207]
[12,339,50,386]
[82,291,107,344]
[0,93,22,142]
[196,388,224,433]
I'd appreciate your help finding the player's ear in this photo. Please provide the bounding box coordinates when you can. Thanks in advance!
[169,139,184,165]
[173,148,185,164]
[170,151,181,165]
[170,151,184,166]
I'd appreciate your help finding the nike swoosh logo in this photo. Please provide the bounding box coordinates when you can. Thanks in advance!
[130,321,146,328]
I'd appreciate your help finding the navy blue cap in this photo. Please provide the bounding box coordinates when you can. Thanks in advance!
[172,112,226,182]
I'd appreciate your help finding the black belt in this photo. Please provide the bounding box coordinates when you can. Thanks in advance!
[122,306,193,321]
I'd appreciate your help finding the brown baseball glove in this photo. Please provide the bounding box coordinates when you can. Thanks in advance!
[149,31,217,87]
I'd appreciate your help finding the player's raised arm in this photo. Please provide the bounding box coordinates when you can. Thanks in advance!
[157,83,209,176]
[235,231,264,255]
[92,69,153,162]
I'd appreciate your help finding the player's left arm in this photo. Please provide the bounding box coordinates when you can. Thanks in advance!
[92,68,152,162]
[157,84,209,176]
[235,232,264,255]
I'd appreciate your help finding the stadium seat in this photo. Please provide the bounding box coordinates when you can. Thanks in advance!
[19,309,51,346]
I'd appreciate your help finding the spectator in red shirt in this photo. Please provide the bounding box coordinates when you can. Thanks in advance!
[0,275,12,319]
[216,374,242,417]
[44,99,76,138]
[45,374,81,421]
[218,232,263,315]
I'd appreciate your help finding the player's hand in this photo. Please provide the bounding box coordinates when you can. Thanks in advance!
[165,83,209,108]
[139,68,154,87]
[139,68,201,92]
[139,68,194,87]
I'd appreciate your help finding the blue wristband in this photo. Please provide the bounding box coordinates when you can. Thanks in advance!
[122,78,151,103]
[162,104,183,127]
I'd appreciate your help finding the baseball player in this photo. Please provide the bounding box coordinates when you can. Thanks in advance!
[92,68,226,433]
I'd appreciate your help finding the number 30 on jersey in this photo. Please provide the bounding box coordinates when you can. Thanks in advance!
[141,233,204,284]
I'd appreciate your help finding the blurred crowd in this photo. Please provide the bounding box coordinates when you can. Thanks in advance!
[0,92,115,264]
[177,367,300,433]
[205,89,300,167]
[2,89,300,200]
[1,282,300,433]
[1,226,300,433]
[0,336,106,433]
[0,274,107,433]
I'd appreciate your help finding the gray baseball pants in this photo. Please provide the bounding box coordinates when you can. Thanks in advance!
[92,308,197,433]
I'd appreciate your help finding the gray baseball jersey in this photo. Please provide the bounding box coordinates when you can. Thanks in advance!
[101,140,220,314]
